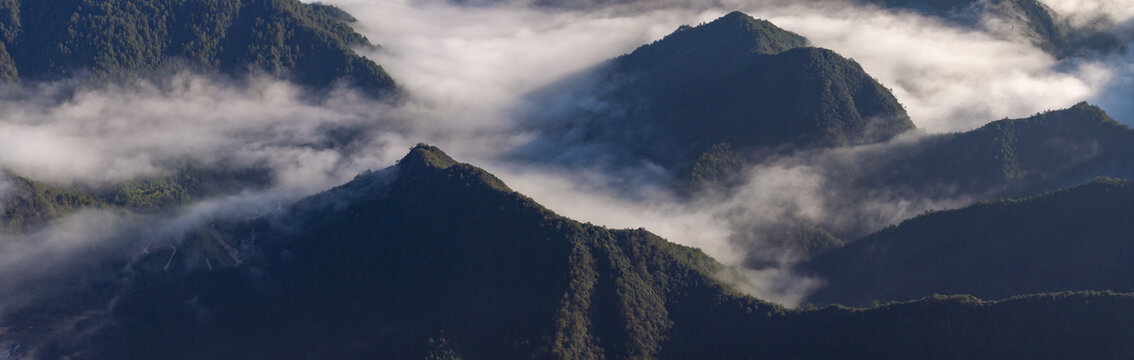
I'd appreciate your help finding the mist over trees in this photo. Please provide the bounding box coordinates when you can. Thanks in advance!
[31,146,1134,359]
[1,1,1134,358]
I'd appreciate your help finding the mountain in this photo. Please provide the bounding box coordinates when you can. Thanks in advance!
[528,12,913,186]
[18,145,1134,359]
[863,102,1134,200]
[864,0,1126,58]
[0,0,395,96]
[801,177,1134,307]
[741,102,1134,244]
[0,174,103,233]
[0,166,271,234]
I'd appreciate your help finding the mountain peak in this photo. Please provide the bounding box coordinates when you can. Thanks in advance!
[392,144,512,193]
[400,143,459,171]
[705,11,798,48]
[710,10,764,28]
[699,11,810,54]
[537,13,909,186]
[653,11,809,57]
[1065,102,1118,124]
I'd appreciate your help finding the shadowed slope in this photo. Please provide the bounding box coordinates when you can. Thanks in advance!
[27,145,1134,359]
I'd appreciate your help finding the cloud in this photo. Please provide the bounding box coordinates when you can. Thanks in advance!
[1083,49,1134,123]
[0,210,131,319]
[296,0,1129,306]
[0,0,1129,317]
[0,185,300,323]
[0,175,12,203]
[1038,0,1134,28]
[737,2,1113,132]
[0,74,409,192]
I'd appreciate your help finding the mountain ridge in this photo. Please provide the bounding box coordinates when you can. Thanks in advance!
[801,176,1134,307]
[18,144,1134,359]
[528,11,913,192]
[0,0,396,96]
[863,102,1134,199]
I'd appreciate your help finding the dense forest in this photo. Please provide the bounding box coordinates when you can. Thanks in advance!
[858,103,1134,200]
[1,1,1134,358]
[526,11,913,189]
[801,177,1134,307]
[25,145,1134,359]
[0,0,396,95]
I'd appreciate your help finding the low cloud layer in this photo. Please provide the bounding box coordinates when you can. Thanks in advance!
[0,0,1130,319]
[1039,0,1134,28]
[0,75,408,192]
[751,3,1112,131]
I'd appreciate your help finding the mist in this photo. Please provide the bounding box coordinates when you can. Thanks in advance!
[1038,0,1134,28]
[0,0,1130,319]
[0,74,407,191]
[319,0,1130,305]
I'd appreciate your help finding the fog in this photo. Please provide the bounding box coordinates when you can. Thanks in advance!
[0,74,404,190]
[1039,0,1134,27]
[325,0,1130,305]
[0,0,1130,318]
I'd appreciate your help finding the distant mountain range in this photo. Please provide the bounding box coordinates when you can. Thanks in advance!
[0,0,396,96]
[22,145,1134,359]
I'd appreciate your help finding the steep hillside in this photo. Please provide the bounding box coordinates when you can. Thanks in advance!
[865,102,1134,199]
[21,145,1134,359]
[0,0,395,95]
[529,11,913,187]
[802,177,1134,307]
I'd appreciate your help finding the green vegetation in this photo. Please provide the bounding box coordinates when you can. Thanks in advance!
[35,145,1134,359]
[0,174,103,233]
[0,0,395,95]
[109,165,271,212]
[864,102,1134,199]
[676,142,744,194]
[555,11,913,187]
[802,177,1134,307]
[0,165,271,233]
[743,223,845,268]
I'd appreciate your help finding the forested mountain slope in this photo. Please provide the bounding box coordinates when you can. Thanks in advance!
[529,11,913,188]
[864,102,1134,200]
[23,145,1134,359]
[802,177,1134,307]
[0,0,395,95]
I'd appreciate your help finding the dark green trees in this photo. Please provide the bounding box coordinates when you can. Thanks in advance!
[863,102,1134,199]
[31,145,1134,359]
[534,11,913,185]
[0,0,395,95]
[802,177,1134,307]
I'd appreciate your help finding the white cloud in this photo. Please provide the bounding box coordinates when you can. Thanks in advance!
[1,0,1129,312]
